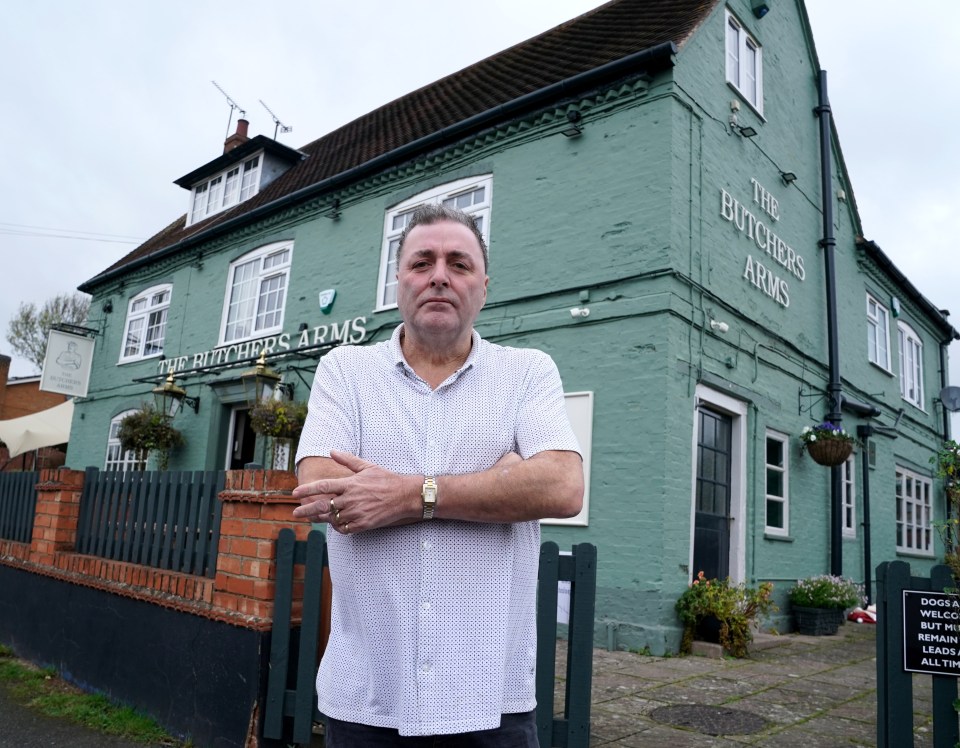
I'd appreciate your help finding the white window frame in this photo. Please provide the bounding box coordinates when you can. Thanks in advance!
[867,294,891,371]
[187,153,262,226]
[219,241,293,345]
[895,466,933,556]
[376,175,493,311]
[898,321,925,409]
[105,410,143,472]
[725,10,763,114]
[764,430,788,536]
[119,284,172,363]
[842,455,856,538]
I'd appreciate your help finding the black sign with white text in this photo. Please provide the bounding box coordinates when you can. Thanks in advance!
[903,590,960,676]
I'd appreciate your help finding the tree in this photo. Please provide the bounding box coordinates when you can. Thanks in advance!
[6,292,91,371]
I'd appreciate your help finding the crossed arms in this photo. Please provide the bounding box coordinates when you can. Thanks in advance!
[293,449,583,534]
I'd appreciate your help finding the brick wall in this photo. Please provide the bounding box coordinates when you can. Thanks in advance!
[0,468,312,631]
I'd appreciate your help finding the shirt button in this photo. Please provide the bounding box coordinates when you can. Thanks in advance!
[421,600,431,611]
[422,540,432,551]
[420,661,432,674]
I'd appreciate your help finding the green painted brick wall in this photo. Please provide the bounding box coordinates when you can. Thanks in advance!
[67,0,951,653]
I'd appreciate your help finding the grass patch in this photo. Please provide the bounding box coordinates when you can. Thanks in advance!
[0,646,183,745]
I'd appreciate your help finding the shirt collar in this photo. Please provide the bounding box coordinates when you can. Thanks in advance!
[390,324,481,377]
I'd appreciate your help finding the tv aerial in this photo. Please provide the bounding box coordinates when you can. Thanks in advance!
[939,386,960,412]
[260,99,293,140]
[211,80,246,139]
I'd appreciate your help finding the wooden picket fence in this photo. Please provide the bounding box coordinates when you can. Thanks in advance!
[75,468,225,577]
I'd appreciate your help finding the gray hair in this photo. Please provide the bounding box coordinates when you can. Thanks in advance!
[396,204,489,272]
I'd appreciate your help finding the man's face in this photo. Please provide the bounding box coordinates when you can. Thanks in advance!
[396,220,488,345]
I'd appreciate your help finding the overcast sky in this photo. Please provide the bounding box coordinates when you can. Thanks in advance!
[2,1,958,418]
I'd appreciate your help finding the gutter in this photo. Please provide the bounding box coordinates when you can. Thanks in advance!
[80,41,677,293]
[857,237,959,342]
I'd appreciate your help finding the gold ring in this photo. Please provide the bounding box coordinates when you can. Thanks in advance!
[344,523,350,534]
[330,498,337,512]
[335,509,341,522]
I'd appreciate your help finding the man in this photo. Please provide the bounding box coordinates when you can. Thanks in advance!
[293,203,583,746]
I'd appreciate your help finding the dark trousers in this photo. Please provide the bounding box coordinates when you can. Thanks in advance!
[325,710,539,747]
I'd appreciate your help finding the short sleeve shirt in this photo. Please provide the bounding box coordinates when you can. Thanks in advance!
[295,325,580,736]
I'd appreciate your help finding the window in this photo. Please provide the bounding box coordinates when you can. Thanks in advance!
[377,176,493,310]
[896,467,932,555]
[764,431,788,535]
[220,242,292,344]
[120,285,171,362]
[188,155,262,226]
[867,294,891,370]
[898,321,924,409]
[842,456,856,538]
[725,10,763,112]
[105,410,142,472]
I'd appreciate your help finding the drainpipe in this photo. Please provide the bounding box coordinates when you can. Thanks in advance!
[856,426,874,605]
[815,70,844,576]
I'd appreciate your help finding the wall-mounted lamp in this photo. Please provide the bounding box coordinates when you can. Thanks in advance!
[752,0,770,18]
[241,351,281,406]
[780,171,797,185]
[737,124,758,138]
[710,319,730,334]
[101,300,113,314]
[561,109,583,138]
[569,307,590,318]
[152,369,200,418]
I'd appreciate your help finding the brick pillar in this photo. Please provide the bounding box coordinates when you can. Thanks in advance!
[212,469,309,621]
[29,468,85,566]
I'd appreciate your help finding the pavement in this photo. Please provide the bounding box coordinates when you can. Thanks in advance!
[0,622,933,747]
[578,622,920,747]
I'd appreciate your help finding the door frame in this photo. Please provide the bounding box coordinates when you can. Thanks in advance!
[689,384,748,583]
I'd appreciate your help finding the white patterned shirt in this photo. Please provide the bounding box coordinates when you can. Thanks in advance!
[295,325,580,736]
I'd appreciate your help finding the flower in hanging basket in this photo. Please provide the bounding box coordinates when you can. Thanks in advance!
[799,422,857,466]
[249,399,308,440]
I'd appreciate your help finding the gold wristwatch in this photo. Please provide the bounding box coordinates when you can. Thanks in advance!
[421,476,438,520]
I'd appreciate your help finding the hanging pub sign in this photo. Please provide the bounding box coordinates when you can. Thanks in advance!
[902,590,960,676]
[40,329,96,398]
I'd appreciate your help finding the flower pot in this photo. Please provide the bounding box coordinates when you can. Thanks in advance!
[793,606,840,636]
[695,614,723,644]
[805,439,853,467]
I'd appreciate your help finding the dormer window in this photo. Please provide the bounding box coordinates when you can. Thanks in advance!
[188,155,262,226]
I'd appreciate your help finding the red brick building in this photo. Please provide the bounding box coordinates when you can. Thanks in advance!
[0,354,68,470]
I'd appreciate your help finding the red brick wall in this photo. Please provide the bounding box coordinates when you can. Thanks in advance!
[0,468,314,632]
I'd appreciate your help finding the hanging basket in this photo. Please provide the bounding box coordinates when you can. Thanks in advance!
[805,439,853,467]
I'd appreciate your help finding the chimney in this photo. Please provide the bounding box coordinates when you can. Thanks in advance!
[224,118,250,154]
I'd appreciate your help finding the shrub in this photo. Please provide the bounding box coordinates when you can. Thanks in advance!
[676,571,777,658]
[788,575,864,610]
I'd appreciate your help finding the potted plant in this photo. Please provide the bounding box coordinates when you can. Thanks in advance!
[799,422,857,466]
[788,575,865,635]
[676,571,777,658]
[117,405,185,471]
[248,399,308,471]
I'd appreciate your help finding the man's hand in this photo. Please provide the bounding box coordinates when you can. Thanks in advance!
[293,451,420,534]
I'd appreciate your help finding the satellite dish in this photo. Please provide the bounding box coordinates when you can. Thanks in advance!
[939,386,960,412]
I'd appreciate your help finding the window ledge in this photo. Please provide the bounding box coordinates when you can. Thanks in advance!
[764,533,793,543]
[896,550,935,560]
[868,360,894,377]
[118,353,164,366]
